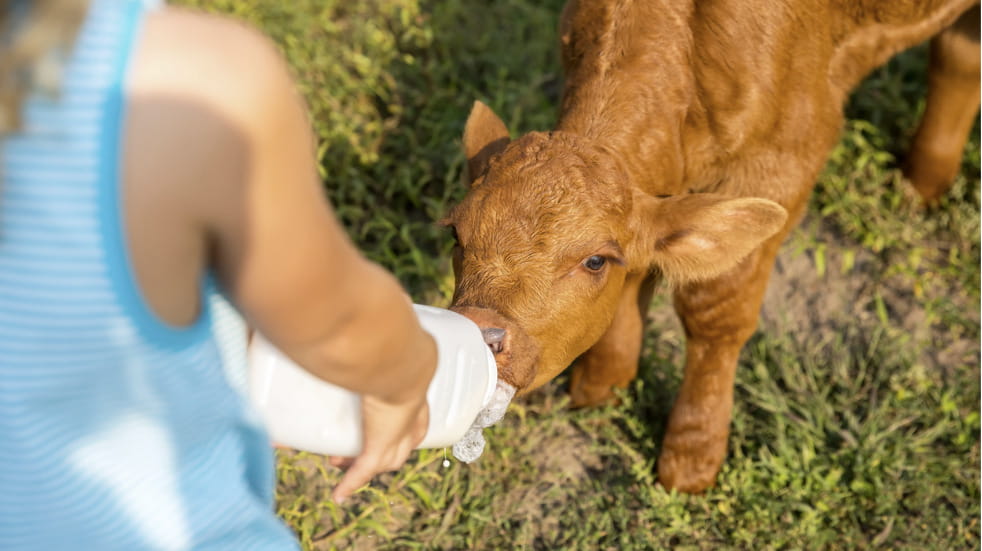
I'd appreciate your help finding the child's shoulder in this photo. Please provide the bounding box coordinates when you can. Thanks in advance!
[129,7,299,136]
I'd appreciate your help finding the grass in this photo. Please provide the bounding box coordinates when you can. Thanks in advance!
[175,1,980,549]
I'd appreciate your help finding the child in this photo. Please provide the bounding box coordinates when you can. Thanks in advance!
[0,0,436,548]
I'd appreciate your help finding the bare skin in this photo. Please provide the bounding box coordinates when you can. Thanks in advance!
[122,8,436,503]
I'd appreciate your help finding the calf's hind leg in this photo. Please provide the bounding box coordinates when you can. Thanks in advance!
[904,5,980,203]
[657,236,783,493]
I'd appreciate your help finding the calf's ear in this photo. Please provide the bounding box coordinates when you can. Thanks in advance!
[628,193,788,283]
[463,101,510,184]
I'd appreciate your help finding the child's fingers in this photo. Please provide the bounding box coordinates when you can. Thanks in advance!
[330,442,416,504]
[329,456,354,469]
[331,456,379,504]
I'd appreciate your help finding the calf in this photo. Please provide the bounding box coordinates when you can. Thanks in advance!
[443,0,980,493]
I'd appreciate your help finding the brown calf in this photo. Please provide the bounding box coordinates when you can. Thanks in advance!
[443,0,980,493]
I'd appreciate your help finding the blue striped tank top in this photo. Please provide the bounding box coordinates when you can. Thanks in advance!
[0,1,298,548]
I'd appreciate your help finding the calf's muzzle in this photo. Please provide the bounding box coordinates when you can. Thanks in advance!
[450,305,538,391]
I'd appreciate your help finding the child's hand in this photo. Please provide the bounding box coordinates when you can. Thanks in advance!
[329,332,436,504]
[329,393,429,503]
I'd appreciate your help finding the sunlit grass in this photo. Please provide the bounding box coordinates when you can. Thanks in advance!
[176,1,980,549]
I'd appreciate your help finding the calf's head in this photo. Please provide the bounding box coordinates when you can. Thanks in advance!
[444,102,788,393]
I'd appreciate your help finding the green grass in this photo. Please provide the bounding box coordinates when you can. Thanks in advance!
[175,1,980,549]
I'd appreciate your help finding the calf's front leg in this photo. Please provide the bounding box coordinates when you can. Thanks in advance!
[657,237,783,493]
[569,272,657,407]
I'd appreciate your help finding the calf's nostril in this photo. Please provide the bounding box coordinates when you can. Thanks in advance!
[481,327,506,355]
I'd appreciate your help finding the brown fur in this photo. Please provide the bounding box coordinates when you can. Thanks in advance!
[445,0,980,493]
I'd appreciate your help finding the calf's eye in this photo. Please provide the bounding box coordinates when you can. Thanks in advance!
[584,255,606,271]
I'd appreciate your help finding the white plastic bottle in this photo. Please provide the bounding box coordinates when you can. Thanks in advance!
[248,304,498,457]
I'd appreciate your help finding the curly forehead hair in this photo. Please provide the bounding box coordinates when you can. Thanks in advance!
[0,0,90,132]
[484,130,635,217]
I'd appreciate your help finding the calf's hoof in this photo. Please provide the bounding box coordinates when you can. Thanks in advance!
[568,364,621,408]
[656,431,728,494]
[902,152,958,205]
